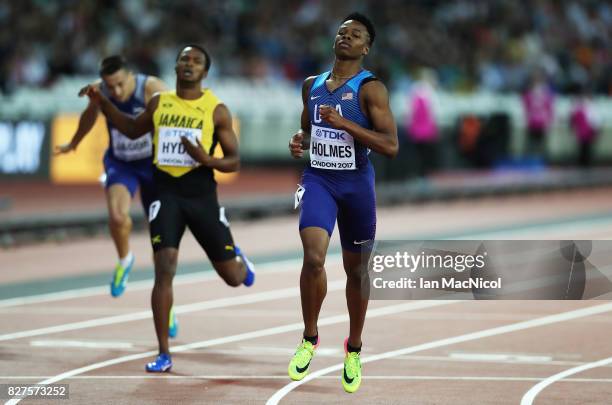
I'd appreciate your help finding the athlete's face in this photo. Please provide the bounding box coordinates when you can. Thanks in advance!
[333,20,370,60]
[102,69,134,102]
[175,47,208,82]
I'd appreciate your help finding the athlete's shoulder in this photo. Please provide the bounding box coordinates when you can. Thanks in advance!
[142,76,167,104]
[301,76,318,103]
[153,90,176,103]
[148,89,174,111]
[212,102,232,126]
[203,87,220,100]
[303,75,318,85]
[361,76,387,96]
[144,76,168,92]
[200,88,222,110]
[302,75,318,91]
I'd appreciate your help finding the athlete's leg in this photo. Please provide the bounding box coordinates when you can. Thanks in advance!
[186,194,254,287]
[339,230,370,394]
[297,174,337,337]
[105,170,139,297]
[337,164,376,349]
[336,167,376,393]
[152,247,178,355]
[136,165,157,219]
[103,153,139,261]
[211,257,247,286]
[341,249,369,348]
[148,195,186,360]
[287,229,328,382]
[135,166,178,338]
[288,174,337,381]
[106,184,132,259]
[341,248,368,394]
[300,227,330,337]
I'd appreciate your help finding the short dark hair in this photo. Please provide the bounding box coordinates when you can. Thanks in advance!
[342,12,375,45]
[176,44,211,71]
[99,55,128,76]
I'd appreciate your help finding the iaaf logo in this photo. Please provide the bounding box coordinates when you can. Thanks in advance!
[315,128,346,140]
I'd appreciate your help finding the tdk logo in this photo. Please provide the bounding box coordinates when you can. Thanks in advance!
[315,128,345,140]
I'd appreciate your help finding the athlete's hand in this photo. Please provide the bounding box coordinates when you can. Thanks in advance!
[181,136,211,166]
[289,131,305,159]
[319,105,347,129]
[77,84,92,97]
[54,142,76,155]
[80,85,103,105]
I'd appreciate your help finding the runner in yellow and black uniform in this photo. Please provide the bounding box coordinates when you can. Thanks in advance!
[150,88,231,256]
[84,44,255,373]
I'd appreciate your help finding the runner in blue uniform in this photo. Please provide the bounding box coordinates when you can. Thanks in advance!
[56,56,167,298]
[56,57,179,336]
[287,13,398,393]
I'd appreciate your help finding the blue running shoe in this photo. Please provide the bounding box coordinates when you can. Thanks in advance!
[146,353,172,373]
[110,255,134,297]
[235,245,255,287]
[168,307,178,339]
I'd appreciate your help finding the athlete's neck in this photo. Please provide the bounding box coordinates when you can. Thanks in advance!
[331,59,362,81]
[176,80,203,100]
[124,74,137,101]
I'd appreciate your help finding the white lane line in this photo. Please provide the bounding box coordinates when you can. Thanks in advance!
[3,300,454,405]
[520,355,612,405]
[4,213,612,309]
[395,354,587,367]
[456,215,612,240]
[449,353,553,363]
[0,279,344,342]
[30,340,134,350]
[0,269,218,309]
[267,302,612,405]
[0,256,335,309]
[0,286,118,309]
[2,375,612,382]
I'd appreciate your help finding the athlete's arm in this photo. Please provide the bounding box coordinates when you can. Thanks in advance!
[319,80,398,158]
[289,76,316,159]
[83,85,156,139]
[181,104,240,173]
[143,76,168,104]
[54,98,99,155]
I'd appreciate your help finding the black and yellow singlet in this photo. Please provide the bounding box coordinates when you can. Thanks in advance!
[152,89,220,196]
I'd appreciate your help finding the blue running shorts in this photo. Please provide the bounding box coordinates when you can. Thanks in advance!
[103,150,156,213]
[298,164,376,252]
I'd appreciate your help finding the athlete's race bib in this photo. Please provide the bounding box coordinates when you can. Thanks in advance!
[156,126,200,167]
[111,129,152,161]
[309,124,355,170]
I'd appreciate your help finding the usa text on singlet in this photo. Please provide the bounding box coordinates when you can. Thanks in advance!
[307,70,376,170]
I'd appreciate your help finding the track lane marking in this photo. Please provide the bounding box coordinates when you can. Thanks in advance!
[520,355,612,405]
[267,302,612,404]
[4,300,454,405]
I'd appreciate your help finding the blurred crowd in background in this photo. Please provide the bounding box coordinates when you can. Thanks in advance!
[1,0,610,95]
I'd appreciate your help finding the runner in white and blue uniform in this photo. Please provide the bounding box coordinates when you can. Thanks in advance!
[55,56,172,304]
[100,71,155,219]
[301,69,377,247]
[287,13,398,393]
